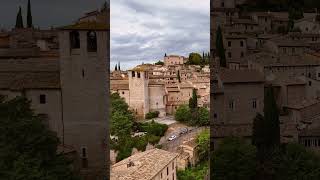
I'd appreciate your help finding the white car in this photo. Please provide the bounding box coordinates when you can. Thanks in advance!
[168,135,177,141]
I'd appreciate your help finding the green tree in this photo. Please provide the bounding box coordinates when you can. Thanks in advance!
[175,105,192,123]
[110,93,134,137]
[0,96,79,180]
[15,6,24,29]
[155,60,164,65]
[189,88,198,110]
[115,64,118,71]
[196,107,209,126]
[216,26,226,67]
[188,53,202,65]
[264,85,280,149]
[197,130,209,162]
[27,0,33,28]
[273,143,320,180]
[118,62,121,71]
[211,137,257,180]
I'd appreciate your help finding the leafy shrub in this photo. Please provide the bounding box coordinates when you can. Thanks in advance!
[147,135,161,145]
[145,111,160,119]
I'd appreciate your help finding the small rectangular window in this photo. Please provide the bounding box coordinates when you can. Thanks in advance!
[132,71,135,77]
[137,72,141,78]
[240,41,244,47]
[228,41,231,47]
[229,100,235,111]
[40,94,46,104]
[252,99,257,109]
[167,167,169,175]
[172,162,174,170]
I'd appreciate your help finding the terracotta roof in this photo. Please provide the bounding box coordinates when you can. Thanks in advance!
[110,80,129,90]
[60,21,108,31]
[0,58,59,72]
[218,69,265,83]
[285,98,320,110]
[111,148,178,180]
[0,72,60,90]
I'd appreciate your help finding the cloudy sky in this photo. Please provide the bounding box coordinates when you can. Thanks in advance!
[0,0,105,29]
[111,0,210,70]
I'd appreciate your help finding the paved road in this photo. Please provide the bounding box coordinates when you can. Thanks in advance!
[160,127,208,152]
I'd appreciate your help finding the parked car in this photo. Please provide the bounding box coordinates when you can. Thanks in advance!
[179,128,188,135]
[168,135,177,141]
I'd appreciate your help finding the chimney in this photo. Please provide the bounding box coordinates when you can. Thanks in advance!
[127,159,135,168]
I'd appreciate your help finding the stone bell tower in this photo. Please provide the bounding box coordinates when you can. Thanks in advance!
[58,21,108,179]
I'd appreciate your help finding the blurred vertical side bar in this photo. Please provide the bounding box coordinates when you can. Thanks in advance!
[58,1,110,179]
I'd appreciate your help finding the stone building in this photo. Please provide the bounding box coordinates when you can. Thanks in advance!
[111,58,210,118]
[164,55,186,66]
[111,148,178,180]
[0,4,109,179]
[211,69,265,149]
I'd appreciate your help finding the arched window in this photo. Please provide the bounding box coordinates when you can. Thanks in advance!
[87,31,97,52]
[70,31,80,49]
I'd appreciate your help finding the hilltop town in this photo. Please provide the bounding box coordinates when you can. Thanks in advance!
[110,54,210,118]
[210,0,320,150]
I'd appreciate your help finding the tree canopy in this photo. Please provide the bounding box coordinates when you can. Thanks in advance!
[0,95,79,180]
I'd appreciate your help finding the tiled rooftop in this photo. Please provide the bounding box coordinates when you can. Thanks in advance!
[111,148,178,180]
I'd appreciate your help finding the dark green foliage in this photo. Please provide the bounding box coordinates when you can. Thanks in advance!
[115,64,118,71]
[0,96,79,180]
[139,120,168,137]
[196,107,209,126]
[175,105,192,123]
[211,137,257,180]
[272,143,320,180]
[264,86,280,148]
[155,60,164,65]
[177,162,209,180]
[110,93,134,137]
[252,113,264,148]
[189,88,198,110]
[27,0,33,28]
[15,6,24,29]
[118,62,121,71]
[187,53,202,65]
[146,134,161,145]
[215,26,226,67]
[145,111,159,119]
[197,130,209,162]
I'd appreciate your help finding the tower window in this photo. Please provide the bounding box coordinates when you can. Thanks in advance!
[81,147,88,168]
[132,71,135,77]
[241,52,244,58]
[82,69,85,78]
[40,94,46,104]
[252,99,257,109]
[87,31,97,52]
[240,41,244,47]
[70,31,80,49]
[137,72,141,78]
[228,41,231,47]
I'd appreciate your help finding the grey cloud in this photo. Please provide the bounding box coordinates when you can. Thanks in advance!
[111,0,210,69]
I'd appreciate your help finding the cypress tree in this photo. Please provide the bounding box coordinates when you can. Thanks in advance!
[118,62,121,71]
[27,0,33,28]
[264,85,280,147]
[189,88,198,110]
[177,70,181,83]
[165,53,167,57]
[15,6,24,29]
[115,64,118,71]
[216,26,226,67]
